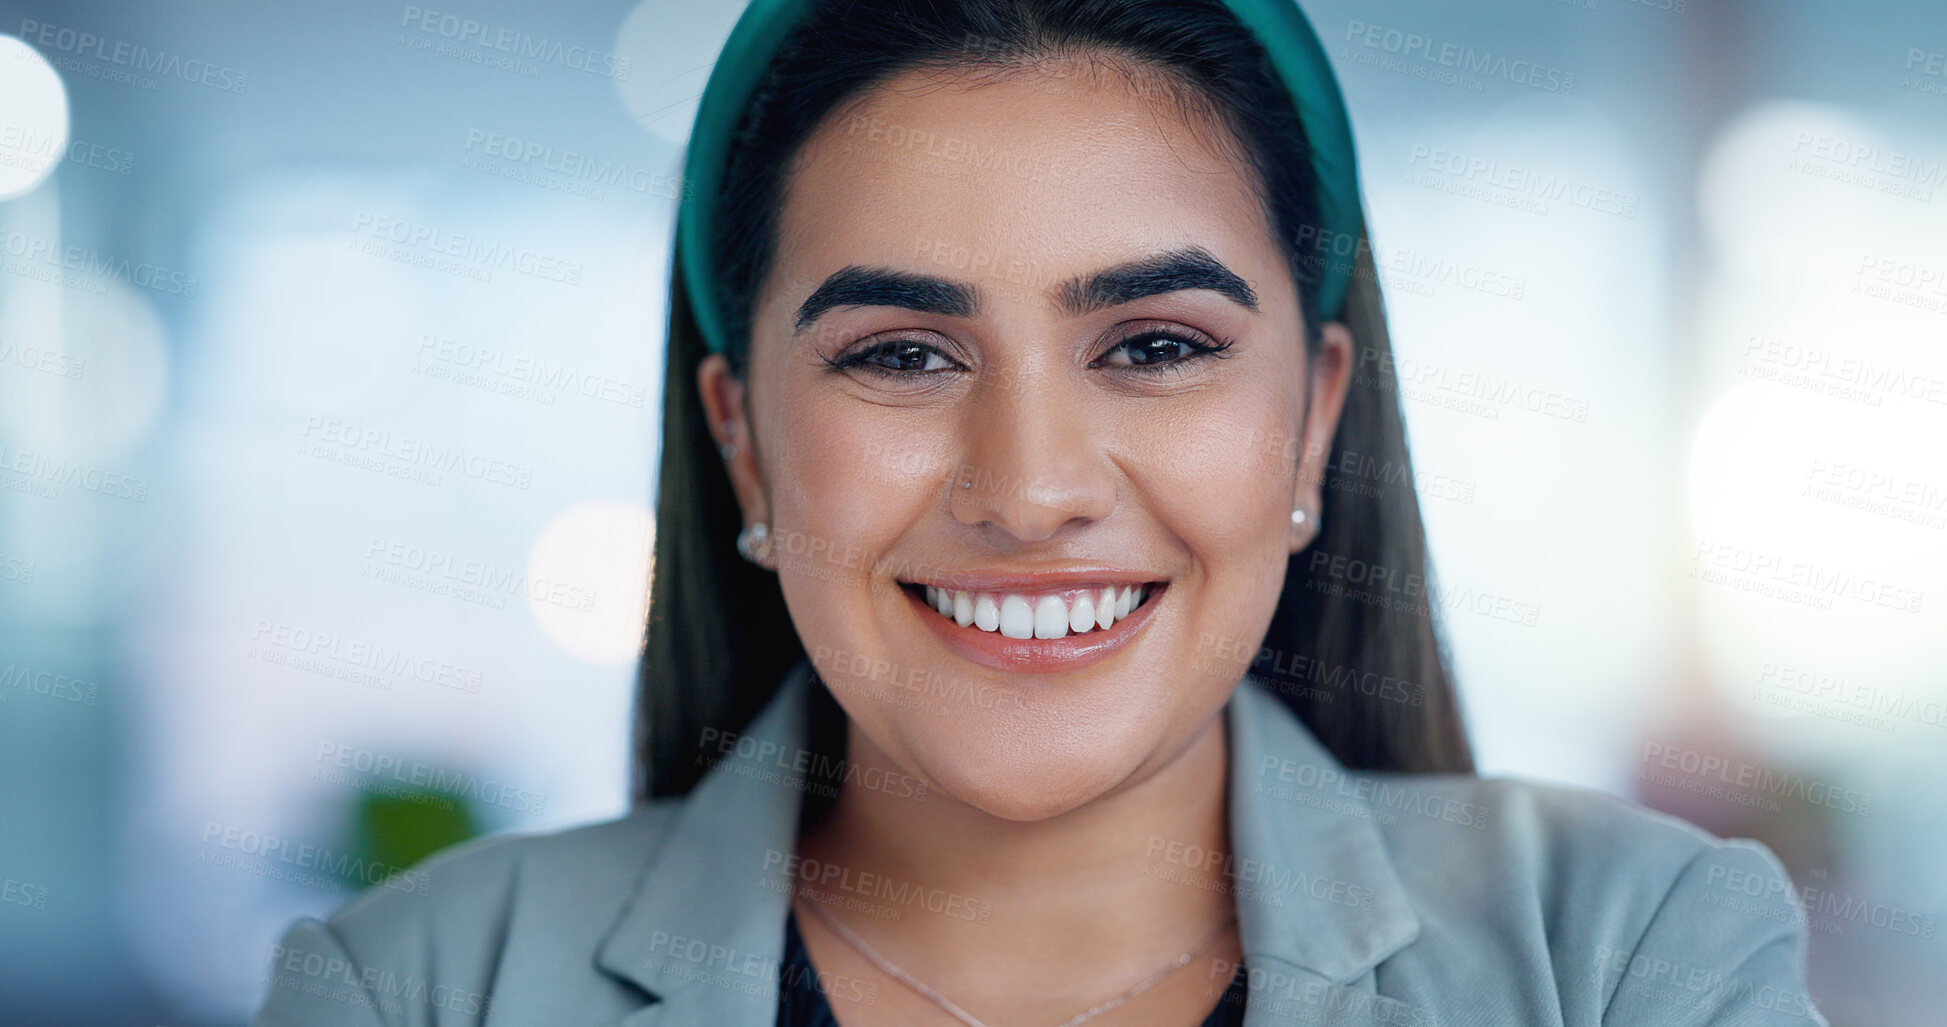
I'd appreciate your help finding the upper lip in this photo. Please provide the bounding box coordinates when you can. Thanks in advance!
[897,568,1165,593]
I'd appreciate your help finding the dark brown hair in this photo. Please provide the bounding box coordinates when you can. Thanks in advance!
[635,0,1472,801]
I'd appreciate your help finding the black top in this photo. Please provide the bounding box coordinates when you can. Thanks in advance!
[776,909,1249,1026]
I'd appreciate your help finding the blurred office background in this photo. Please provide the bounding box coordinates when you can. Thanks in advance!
[0,0,1941,1022]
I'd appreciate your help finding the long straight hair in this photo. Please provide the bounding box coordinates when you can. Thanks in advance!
[634,0,1473,801]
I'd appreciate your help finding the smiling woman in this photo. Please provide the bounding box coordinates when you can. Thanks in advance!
[253,2,1828,1026]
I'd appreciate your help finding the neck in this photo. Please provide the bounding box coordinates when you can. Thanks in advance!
[793,702,1237,980]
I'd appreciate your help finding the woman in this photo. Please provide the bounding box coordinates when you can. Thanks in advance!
[256,1,1827,1024]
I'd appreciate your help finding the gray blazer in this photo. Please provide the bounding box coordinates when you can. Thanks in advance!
[254,660,1828,1026]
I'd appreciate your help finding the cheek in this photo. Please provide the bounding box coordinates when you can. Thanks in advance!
[763,393,952,619]
[1131,386,1298,563]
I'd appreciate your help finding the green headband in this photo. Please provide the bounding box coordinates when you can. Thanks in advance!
[678,0,1364,356]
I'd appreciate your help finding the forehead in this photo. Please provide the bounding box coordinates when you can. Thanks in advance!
[772,60,1278,298]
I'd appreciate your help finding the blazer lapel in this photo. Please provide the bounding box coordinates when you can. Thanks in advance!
[597,660,818,1026]
[1225,677,1428,1027]
[593,664,1427,1027]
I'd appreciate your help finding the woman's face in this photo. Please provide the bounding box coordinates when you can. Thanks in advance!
[702,58,1352,821]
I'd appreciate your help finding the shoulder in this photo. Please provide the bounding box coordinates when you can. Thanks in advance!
[1365,773,1826,1023]
[1375,771,1730,888]
[254,800,684,1026]
[331,798,683,934]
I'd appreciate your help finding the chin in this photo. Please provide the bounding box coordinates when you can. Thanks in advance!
[896,713,1160,823]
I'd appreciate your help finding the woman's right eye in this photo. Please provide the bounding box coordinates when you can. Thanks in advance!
[824,339,959,376]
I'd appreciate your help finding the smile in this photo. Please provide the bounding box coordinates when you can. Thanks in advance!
[896,576,1168,673]
[912,582,1153,638]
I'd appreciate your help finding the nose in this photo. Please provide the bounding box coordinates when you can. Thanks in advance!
[950,366,1116,542]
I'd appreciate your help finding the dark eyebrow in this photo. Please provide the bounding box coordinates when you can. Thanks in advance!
[1056,246,1258,315]
[792,246,1257,334]
[794,266,979,332]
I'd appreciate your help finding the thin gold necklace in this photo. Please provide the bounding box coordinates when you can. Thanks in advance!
[799,897,1238,1027]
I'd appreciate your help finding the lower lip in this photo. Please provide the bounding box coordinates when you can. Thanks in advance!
[901,583,1168,673]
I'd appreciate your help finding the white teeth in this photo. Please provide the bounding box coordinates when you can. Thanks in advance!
[1069,593,1096,634]
[917,582,1155,637]
[999,594,1035,639]
[974,593,1000,631]
[1033,595,1068,639]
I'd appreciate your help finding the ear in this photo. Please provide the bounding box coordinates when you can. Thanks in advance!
[697,353,772,551]
[1289,321,1354,555]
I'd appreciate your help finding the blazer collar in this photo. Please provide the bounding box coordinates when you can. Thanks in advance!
[1224,676,1422,983]
[596,660,1420,1024]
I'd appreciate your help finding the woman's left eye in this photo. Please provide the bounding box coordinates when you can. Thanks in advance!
[1095,330,1235,372]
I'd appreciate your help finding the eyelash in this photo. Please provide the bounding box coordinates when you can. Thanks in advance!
[821,330,1237,379]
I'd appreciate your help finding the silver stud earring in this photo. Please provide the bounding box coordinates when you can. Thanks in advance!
[736,521,769,564]
[719,422,736,461]
[1291,508,1309,527]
